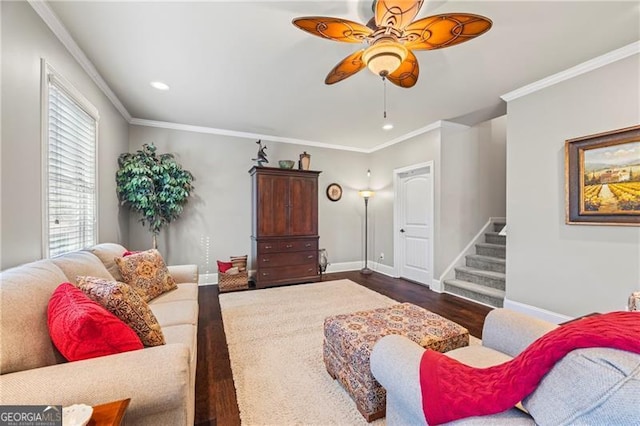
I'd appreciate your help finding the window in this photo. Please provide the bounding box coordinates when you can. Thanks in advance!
[42,61,99,258]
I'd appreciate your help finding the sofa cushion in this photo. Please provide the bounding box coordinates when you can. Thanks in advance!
[150,283,198,304]
[115,249,177,302]
[149,300,199,327]
[88,243,127,281]
[47,283,143,361]
[51,250,114,285]
[0,260,68,373]
[523,347,640,424]
[77,276,165,347]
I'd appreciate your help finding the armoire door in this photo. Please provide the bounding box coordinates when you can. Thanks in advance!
[289,176,318,235]
[257,173,289,236]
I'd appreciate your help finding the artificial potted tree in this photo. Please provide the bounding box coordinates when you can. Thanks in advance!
[116,143,194,248]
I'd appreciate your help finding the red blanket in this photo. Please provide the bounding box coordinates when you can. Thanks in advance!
[420,312,640,425]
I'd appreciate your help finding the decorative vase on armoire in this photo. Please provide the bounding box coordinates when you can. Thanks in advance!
[299,151,311,170]
[249,166,321,288]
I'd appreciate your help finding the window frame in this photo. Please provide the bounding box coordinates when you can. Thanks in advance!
[41,59,100,258]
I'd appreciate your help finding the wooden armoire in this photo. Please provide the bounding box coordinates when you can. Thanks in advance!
[249,166,321,289]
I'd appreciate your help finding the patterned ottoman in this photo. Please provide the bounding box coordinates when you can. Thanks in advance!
[323,303,469,421]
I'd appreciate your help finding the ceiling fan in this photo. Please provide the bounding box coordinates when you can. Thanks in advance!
[292,0,492,88]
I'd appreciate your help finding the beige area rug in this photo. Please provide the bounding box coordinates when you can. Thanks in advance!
[219,279,480,425]
[219,279,395,425]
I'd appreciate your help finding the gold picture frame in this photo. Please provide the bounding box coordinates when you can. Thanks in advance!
[565,124,640,226]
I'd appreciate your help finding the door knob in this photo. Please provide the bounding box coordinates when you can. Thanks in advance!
[400,229,405,233]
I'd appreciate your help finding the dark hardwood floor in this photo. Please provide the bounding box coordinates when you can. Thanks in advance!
[194,271,492,426]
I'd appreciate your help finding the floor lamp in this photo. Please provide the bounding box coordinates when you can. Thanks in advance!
[359,189,374,275]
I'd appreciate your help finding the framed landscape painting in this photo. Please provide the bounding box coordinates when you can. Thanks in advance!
[565,125,640,226]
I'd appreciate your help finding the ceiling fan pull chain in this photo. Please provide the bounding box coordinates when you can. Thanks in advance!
[383,76,387,119]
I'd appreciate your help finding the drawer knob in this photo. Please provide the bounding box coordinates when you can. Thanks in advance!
[307,268,313,272]
[305,243,311,247]
[265,245,272,249]
[262,258,270,262]
[307,255,313,259]
[285,244,293,248]
[262,272,269,276]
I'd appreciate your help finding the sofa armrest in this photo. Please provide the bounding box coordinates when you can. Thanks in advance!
[0,344,190,423]
[371,335,425,423]
[168,264,198,284]
[482,309,557,357]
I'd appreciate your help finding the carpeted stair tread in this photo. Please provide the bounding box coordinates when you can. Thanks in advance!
[465,254,506,273]
[444,280,505,308]
[475,242,506,259]
[476,242,505,249]
[454,266,505,290]
[492,222,506,232]
[455,266,505,280]
[484,231,506,245]
[466,254,505,265]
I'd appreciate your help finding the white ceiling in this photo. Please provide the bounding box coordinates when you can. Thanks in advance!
[46,1,640,151]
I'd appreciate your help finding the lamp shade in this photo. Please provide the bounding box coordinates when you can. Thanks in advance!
[362,42,408,77]
[358,190,375,199]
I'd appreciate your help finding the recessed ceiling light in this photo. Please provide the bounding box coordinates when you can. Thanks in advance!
[382,123,394,131]
[150,81,170,91]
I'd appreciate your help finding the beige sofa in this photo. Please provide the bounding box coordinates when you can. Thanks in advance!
[0,243,199,425]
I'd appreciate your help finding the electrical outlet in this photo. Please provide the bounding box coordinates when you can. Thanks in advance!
[379,252,384,260]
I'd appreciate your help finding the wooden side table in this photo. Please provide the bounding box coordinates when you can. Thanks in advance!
[88,398,130,426]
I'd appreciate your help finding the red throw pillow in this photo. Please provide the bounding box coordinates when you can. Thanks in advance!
[47,283,143,361]
[217,260,233,273]
[123,250,140,257]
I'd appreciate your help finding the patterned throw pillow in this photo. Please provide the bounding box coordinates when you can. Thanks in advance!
[230,255,248,272]
[115,249,177,302]
[77,276,165,346]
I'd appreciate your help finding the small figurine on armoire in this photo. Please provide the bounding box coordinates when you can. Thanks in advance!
[252,139,268,166]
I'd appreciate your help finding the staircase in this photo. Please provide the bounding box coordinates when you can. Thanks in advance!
[444,221,506,308]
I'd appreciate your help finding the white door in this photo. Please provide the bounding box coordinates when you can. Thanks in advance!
[395,164,433,285]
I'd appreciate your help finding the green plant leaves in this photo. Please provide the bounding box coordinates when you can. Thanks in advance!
[115,143,194,235]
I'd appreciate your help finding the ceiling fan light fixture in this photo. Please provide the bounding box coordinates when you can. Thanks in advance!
[362,42,408,77]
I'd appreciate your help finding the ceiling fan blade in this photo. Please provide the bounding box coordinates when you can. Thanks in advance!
[292,17,373,43]
[387,50,419,88]
[325,49,366,85]
[403,13,492,50]
[375,0,424,30]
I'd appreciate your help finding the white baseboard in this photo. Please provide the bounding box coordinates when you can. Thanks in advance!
[503,298,572,324]
[326,261,362,273]
[371,262,396,277]
[430,279,442,293]
[198,273,218,286]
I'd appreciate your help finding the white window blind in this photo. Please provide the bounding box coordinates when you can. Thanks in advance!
[45,68,99,258]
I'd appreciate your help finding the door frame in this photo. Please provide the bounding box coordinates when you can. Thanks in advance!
[393,161,435,285]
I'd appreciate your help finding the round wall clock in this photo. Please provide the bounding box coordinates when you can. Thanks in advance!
[326,183,342,202]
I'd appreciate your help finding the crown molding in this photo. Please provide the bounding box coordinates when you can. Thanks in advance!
[129,118,370,153]
[501,40,640,102]
[28,0,132,122]
[368,120,469,153]
[130,118,466,154]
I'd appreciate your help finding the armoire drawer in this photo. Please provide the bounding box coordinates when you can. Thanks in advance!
[257,239,317,253]
[258,251,317,267]
[257,263,318,282]
[277,239,317,252]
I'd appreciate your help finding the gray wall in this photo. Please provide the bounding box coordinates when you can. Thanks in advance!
[506,54,640,317]
[1,1,130,270]
[127,125,370,273]
[369,127,442,271]
[439,117,507,276]
[369,118,507,279]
